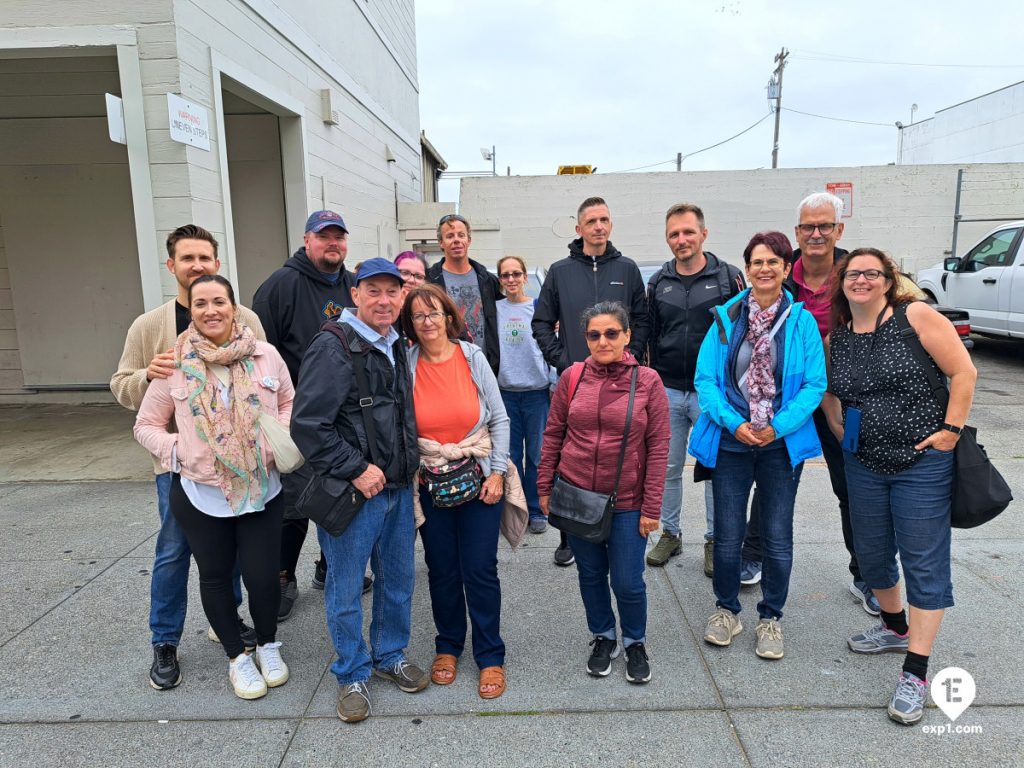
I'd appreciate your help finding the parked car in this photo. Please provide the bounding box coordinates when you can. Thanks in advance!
[916,221,1023,339]
[487,265,546,299]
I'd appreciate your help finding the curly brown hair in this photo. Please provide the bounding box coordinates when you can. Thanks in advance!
[830,247,918,330]
[400,283,468,345]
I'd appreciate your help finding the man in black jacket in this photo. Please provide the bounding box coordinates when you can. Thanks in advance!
[531,196,650,566]
[645,204,745,574]
[252,210,360,620]
[426,213,503,374]
[290,258,426,724]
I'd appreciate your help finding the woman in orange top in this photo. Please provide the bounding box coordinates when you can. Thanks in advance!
[402,284,510,700]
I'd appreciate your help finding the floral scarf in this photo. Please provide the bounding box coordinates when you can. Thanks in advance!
[175,321,267,514]
[745,293,782,430]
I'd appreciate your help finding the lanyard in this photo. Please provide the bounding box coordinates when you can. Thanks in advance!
[847,306,889,403]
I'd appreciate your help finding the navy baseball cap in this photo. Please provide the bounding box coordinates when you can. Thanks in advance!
[355,257,404,285]
[304,210,348,233]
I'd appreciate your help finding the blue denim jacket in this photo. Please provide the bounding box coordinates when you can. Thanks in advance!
[688,289,826,469]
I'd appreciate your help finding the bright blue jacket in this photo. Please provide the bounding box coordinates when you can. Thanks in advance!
[688,289,826,469]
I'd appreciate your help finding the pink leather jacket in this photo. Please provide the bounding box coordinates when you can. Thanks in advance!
[133,342,294,484]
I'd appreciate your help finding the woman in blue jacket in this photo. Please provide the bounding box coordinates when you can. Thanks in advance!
[688,231,825,661]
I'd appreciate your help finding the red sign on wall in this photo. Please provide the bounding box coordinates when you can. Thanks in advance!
[826,182,853,218]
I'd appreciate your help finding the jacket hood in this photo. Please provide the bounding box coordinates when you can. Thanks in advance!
[284,247,351,287]
[654,251,730,281]
[568,238,622,265]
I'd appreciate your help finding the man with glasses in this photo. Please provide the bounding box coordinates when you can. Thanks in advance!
[532,196,650,566]
[252,210,365,623]
[739,192,879,616]
[426,214,504,374]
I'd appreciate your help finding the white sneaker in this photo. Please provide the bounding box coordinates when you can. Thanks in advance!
[229,653,268,700]
[254,642,289,688]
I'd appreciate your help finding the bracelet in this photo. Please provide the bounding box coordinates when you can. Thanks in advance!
[941,423,963,435]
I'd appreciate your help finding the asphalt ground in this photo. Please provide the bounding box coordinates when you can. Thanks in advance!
[1,336,1022,767]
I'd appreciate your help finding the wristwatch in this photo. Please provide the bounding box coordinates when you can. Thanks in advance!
[941,423,963,435]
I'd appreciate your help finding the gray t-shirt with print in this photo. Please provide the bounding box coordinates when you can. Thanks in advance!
[443,267,486,355]
[495,298,551,390]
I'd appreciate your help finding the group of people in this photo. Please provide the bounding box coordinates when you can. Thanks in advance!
[111,190,976,727]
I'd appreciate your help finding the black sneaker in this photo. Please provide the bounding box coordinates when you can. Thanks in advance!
[278,572,297,622]
[554,542,575,567]
[238,617,257,650]
[624,642,651,684]
[312,556,327,590]
[362,575,373,595]
[149,643,182,690]
[586,636,619,677]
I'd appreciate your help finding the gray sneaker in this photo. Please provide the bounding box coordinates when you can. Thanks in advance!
[373,659,429,693]
[337,681,371,723]
[704,609,743,646]
[888,671,928,725]
[646,532,681,567]
[529,518,548,534]
[703,539,714,578]
[848,623,909,654]
[755,618,784,659]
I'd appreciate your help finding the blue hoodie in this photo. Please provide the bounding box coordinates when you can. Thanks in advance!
[688,289,826,469]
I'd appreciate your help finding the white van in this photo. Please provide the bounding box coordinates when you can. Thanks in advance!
[916,221,1024,339]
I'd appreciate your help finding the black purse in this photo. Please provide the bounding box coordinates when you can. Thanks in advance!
[294,322,383,537]
[894,303,1013,528]
[548,365,638,544]
[420,457,483,507]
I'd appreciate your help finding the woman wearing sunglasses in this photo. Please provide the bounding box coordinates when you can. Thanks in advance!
[688,231,826,661]
[537,301,669,684]
[495,256,553,534]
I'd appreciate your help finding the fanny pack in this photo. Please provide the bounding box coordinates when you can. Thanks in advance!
[420,457,483,508]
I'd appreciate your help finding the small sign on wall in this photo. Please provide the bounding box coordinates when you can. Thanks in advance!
[826,182,853,218]
[167,93,211,151]
[105,93,126,145]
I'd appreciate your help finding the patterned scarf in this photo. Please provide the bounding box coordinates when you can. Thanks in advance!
[745,293,783,430]
[175,321,268,514]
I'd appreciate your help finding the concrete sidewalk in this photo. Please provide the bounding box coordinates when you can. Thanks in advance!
[1,338,1023,767]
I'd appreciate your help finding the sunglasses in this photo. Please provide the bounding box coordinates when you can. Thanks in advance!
[586,329,624,342]
[499,270,524,280]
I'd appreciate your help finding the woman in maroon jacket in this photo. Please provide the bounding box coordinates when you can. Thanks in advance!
[538,301,670,685]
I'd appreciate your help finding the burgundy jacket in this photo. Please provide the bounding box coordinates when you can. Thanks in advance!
[538,350,670,520]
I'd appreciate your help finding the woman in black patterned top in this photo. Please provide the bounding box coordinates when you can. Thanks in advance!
[823,248,976,727]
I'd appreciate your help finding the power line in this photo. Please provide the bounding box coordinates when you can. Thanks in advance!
[791,50,1024,69]
[608,158,677,173]
[782,107,893,127]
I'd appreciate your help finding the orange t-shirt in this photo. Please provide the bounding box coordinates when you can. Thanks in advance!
[414,346,480,445]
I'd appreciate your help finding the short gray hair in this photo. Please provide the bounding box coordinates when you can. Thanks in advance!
[579,300,630,333]
[797,192,843,222]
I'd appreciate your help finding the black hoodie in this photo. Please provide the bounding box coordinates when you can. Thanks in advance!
[252,247,355,384]
[531,239,650,373]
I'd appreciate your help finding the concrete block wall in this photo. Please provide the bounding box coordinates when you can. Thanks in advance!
[459,163,1024,275]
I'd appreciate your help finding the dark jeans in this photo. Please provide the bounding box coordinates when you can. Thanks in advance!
[501,388,550,520]
[418,489,505,669]
[279,471,325,580]
[713,443,802,620]
[742,407,860,580]
[170,475,282,658]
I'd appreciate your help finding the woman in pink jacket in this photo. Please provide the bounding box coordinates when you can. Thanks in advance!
[538,301,670,686]
[135,275,294,701]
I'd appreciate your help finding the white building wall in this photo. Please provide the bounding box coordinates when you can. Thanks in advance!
[459,163,1024,276]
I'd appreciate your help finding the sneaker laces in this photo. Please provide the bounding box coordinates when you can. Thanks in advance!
[626,643,648,662]
[345,680,370,703]
[589,636,614,651]
[707,610,733,630]
[232,655,263,687]
[389,659,414,680]
[258,642,284,673]
[864,622,902,641]
[893,673,926,704]
[757,620,783,642]
[156,644,176,667]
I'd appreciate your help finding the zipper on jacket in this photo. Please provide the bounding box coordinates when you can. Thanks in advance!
[591,376,603,490]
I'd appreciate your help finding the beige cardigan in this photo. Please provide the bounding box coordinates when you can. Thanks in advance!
[110,299,266,474]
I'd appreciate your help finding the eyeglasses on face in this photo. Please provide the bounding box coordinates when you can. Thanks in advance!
[797,222,837,235]
[411,310,445,325]
[499,271,524,280]
[398,269,425,282]
[842,269,886,282]
[585,329,624,342]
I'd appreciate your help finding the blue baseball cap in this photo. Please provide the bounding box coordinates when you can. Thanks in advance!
[304,210,348,233]
[355,257,404,285]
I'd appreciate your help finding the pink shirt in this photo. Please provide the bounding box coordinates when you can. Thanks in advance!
[791,258,832,339]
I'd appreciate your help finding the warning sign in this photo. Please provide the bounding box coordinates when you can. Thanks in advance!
[167,93,211,152]
[826,182,853,218]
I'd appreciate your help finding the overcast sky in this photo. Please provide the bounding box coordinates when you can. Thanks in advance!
[415,0,1024,202]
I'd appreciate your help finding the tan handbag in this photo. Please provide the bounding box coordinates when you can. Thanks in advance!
[259,413,305,474]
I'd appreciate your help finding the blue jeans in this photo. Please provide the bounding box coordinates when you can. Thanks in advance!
[711,444,802,620]
[418,489,505,669]
[316,488,416,685]
[661,387,714,539]
[500,388,549,520]
[150,472,242,646]
[844,449,955,610]
[568,510,647,647]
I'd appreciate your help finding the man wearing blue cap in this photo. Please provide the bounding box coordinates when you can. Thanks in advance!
[291,258,427,723]
[253,210,363,621]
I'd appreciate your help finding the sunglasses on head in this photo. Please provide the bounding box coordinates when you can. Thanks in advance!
[438,214,469,227]
[586,329,624,342]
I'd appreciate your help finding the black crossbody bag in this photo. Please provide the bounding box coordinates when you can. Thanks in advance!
[548,365,638,544]
[894,302,1012,528]
[294,322,384,537]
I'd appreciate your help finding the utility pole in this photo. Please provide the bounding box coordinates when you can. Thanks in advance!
[770,47,788,169]
[676,152,682,171]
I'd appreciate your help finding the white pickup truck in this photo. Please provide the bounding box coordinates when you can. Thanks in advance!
[916,221,1024,339]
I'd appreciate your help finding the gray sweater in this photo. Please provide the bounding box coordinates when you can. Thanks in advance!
[407,340,510,476]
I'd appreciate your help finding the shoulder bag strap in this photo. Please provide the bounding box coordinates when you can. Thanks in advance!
[609,366,639,502]
[892,302,950,412]
[321,322,384,468]
[567,361,586,401]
